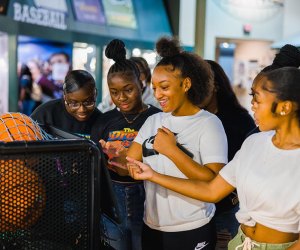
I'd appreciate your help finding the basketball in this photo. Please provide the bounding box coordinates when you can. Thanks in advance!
[0,113,43,141]
[0,159,46,232]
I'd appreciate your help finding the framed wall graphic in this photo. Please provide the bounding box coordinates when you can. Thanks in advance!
[72,0,106,25]
[18,35,72,65]
[102,0,137,29]
[17,35,73,107]
[12,0,68,30]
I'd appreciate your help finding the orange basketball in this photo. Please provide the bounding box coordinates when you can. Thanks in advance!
[0,113,43,142]
[0,159,46,232]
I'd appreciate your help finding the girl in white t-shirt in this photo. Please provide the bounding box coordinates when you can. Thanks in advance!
[128,67,300,250]
[101,37,228,250]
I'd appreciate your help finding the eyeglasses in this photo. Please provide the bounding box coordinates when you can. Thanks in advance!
[65,100,95,110]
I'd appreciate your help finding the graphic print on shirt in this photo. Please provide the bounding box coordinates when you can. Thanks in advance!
[142,135,157,157]
[107,128,138,148]
[142,133,194,158]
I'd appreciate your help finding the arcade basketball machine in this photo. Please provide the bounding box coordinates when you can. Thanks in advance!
[0,113,119,249]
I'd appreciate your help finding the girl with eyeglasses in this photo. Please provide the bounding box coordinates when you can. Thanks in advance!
[31,69,102,139]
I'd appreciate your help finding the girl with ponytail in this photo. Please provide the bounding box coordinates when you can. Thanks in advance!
[91,39,160,250]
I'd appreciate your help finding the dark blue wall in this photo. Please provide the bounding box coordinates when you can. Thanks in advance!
[4,0,172,48]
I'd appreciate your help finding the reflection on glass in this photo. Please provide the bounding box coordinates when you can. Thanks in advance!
[73,42,97,81]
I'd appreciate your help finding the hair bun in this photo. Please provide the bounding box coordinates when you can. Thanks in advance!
[105,39,126,62]
[273,44,300,68]
[156,37,182,58]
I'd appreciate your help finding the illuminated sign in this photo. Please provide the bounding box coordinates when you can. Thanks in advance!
[102,0,137,29]
[13,2,67,30]
[72,0,106,25]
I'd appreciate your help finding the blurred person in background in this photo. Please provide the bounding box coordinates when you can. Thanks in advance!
[129,57,160,108]
[27,59,58,108]
[17,63,36,115]
[47,51,71,99]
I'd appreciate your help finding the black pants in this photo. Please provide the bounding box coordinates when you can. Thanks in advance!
[142,219,216,250]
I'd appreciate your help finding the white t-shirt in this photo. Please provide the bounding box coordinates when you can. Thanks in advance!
[134,110,228,232]
[220,131,300,233]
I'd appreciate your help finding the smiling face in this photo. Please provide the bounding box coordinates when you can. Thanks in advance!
[152,65,192,116]
[251,76,281,131]
[108,73,143,114]
[64,87,96,121]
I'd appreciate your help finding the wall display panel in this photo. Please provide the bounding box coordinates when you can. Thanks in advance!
[72,0,106,25]
[4,0,171,46]
[12,0,68,30]
[18,36,72,65]
[18,35,72,86]
[17,35,72,114]
[102,0,137,29]
[0,31,8,113]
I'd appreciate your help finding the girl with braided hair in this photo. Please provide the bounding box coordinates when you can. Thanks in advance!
[91,39,160,250]
[101,37,228,249]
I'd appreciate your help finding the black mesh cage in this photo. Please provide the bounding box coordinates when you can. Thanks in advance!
[0,140,101,250]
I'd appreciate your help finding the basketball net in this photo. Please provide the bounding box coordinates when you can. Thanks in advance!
[0,112,53,141]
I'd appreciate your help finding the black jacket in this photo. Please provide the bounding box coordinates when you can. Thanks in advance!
[31,99,103,139]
